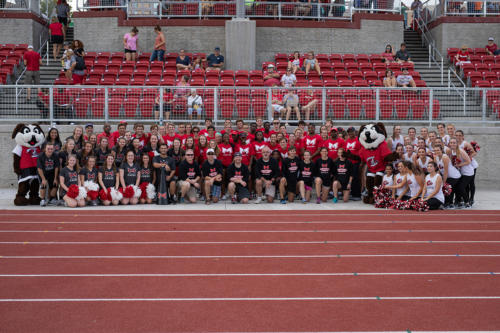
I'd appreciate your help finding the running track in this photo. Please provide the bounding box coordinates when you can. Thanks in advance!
[0,209,499,332]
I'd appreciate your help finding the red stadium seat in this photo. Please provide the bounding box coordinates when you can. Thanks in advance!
[362,99,376,119]
[394,99,409,119]
[220,99,234,118]
[347,99,362,118]
[236,98,251,118]
[329,99,346,118]
[380,100,393,119]
[410,99,425,119]
[251,97,267,118]
[73,97,90,118]
[139,98,155,118]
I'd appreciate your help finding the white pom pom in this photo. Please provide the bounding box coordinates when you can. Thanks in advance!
[146,183,156,200]
[110,188,123,201]
[76,186,87,201]
[132,185,142,199]
[83,180,99,192]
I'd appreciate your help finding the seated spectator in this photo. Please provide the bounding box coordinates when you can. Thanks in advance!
[174,75,191,112]
[281,67,297,88]
[263,64,280,86]
[383,69,397,87]
[192,55,204,70]
[304,51,321,76]
[187,88,203,121]
[455,45,471,68]
[288,51,303,74]
[332,0,346,17]
[382,44,395,63]
[300,88,318,122]
[295,0,312,16]
[270,87,286,119]
[206,47,224,71]
[176,49,192,70]
[395,43,413,64]
[283,89,300,125]
[486,37,500,56]
[396,68,416,88]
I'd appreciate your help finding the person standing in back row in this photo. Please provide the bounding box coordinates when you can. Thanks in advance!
[123,27,139,62]
[150,25,166,62]
[56,0,70,40]
[23,45,42,102]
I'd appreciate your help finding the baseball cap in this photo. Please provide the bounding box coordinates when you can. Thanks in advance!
[234,152,242,157]
[267,64,274,68]
[337,127,344,132]
[27,45,33,49]
[85,123,94,129]
[207,149,215,154]
[488,37,494,41]
[214,46,220,51]
[331,127,338,132]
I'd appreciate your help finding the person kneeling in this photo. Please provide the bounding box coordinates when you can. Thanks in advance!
[119,150,141,205]
[332,148,353,203]
[227,152,250,204]
[255,147,280,203]
[178,149,201,203]
[202,149,223,204]
[279,146,301,204]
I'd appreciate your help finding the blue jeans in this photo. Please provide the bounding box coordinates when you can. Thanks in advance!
[150,50,165,62]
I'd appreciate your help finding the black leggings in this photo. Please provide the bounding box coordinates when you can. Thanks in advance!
[445,177,460,206]
[466,168,476,202]
[456,175,474,204]
[427,198,443,210]
[350,162,361,197]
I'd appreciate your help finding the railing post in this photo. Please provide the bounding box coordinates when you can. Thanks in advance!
[483,1,486,17]
[428,89,433,127]
[428,45,431,68]
[267,87,272,121]
[375,89,380,121]
[214,87,219,124]
[46,41,49,66]
[278,3,281,20]
[15,86,18,114]
[49,86,54,124]
[159,87,164,125]
[321,88,326,123]
[441,56,443,85]
[463,86,466,115]
[317,3,321,20]
[199,2,202,19]
[104,87,109,122]
[482,88,487,123]
[448,69,450,94]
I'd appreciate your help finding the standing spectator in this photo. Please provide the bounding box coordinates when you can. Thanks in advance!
[155,88,174,121]
[176,49,192,70]
[383,69,397,87]
[288,51,303,74]
[23,45,42,102]
[396,68,416,88]
[486,37,500,56]
[56,0,70,40]
[281,67,297,88]
[150,25,166,62]
[61,42,73,80]
[304,51,321,76]
[263,64,280,86]
[410,0,422,21]
[206,47,224,71]
[174,75,191,113]
[187,88,203,122]
[395,43,413,63]
[123,27,139,62]
[49,17,64,61]
[70,48,86,85]
[295,0,312,16]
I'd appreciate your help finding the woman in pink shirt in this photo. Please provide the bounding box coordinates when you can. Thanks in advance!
[123,27,139,61]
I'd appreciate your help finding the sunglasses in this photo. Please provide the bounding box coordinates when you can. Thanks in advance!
[207,152,215,155]
[186,154,194,156]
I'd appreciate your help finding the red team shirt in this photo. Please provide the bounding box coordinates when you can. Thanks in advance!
[345,137,361,164]
[322,138,345,160]
[302,134,322,159]
[235,143,253,166]
[218,143,234,167]
[357,141,392,173]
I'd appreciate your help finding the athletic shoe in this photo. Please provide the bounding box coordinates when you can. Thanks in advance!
[180,197,185,203]
[205,199,211,205]
[40,199,47,207]
[302,198,307,204]
[438,205,445,210]
[200,195,205,202]
[57,200,65,206]
[332,197,338,203]
[255,197,262,204]
[91,200,98,206]
[447,204,455,210]
[48,198,58,206]
[456,203,464,209]
[361,189,368,197]
[465,203,471,208]
[231,196,237,204]
[470,200,474,207]
[222,194,227,201]
[280,199,286,204]
[316,198,321,204]
[350,197,362,201]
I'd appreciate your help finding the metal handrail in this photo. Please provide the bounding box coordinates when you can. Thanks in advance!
[414,15,444,85]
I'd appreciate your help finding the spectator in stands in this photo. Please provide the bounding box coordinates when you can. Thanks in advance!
[283,89,300,125]
[304,51,321,76]
[187,88,203,122]
[174,75,191,113]
[382,44,395,63]
[56,0,70,40]
[288,51,303,74]
[155,88,174,121]
[61,42,73,80]
[49,17,64,61]
[383,69,397,87]
[296,0,312,16]
[411,0,423,20]
[486,37,500,56]
[395,43,413,63]
[281,67,297,88]
[206,47,224,71]
[264,64,280,86]
[300,88,318,122]
[150,25,166,62]
[176,49,192,70]
[396,68,416,88]
[23,45,42,102]
[37,88,50,119]
[123,27,139,62]
[455,45,470,68]
[70,50,86,85]
[192,55,204,70]
[71,40,85,57]
[271,87,286,119]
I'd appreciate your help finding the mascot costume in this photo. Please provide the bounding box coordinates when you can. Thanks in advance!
[347,123,398,204]
[12,123,45,206]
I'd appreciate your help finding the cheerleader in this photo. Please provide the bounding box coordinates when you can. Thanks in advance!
[78,141,94,168]
[59,138,77,169]
[405,161,424,201]
[416,138,430,154]
[44,127,62,152]
[433,144,461,208]
[130,138,143,164]
[456,130,479,206]
[392,143,405,170]
[447,138,473,208]
[403,144,416,162]
[407,127,418,147]
[112,137,127,168]
[98,155,120,206]
[79,156,99,206]
[386,161,409,201]
[414,147,432,174]
[387,125,404,152]
[427,131,438,150]
[94,136,111,168]
[59,155,85,208]
[138,153,156,204]
[421,161,445,210]
[298,150,314,203]
[119,150,141,205]
[144,135,160,158]
[436,123,450,146]
[382,164,395,198]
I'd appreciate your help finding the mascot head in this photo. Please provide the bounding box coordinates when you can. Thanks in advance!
[12,123,45,148]
[358,123,387,150]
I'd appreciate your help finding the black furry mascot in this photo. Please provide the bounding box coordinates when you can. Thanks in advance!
[12,123,45,206]
[346,123,398,204]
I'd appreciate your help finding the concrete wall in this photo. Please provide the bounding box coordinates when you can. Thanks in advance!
[0,17,47,51]
[73,16,403,69]
[429,21,500,57]
[0,124,499,189]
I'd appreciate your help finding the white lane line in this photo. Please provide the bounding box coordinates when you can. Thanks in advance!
[1,221,499,224]
[1,296,500,302]
[0,272,497,277]
[2,254,500,259]
[0,229,498,233]
[2,241,500,244]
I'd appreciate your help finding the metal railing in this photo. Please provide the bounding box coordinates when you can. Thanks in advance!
[0,0,37,12]
[444,0,500,16]
[413,15,445,86]
[1,85,499,126]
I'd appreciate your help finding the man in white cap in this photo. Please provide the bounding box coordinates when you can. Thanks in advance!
[263,64,280,87]
[486,37,499,56]
[23,45,42,102]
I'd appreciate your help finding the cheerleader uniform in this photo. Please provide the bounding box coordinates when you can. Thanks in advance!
[404,152,415,163]
[436,153,461,207]
[417,156,432,174]
[390,135,404,151]
[120,161,140,186]
[382,174,394,187]
[99,167,117,190]
[406,173,421,199]
[460,141,478,205]
[451,150,474,207]
[424,173,444,210]
[394,173,409,200]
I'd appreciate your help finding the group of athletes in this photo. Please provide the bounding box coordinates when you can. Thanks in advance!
[36,118,479,209]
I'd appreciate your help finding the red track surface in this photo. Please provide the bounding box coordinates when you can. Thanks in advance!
[0,209,499,332]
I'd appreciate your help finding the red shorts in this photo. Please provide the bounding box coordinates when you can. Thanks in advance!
[72,73,84,85]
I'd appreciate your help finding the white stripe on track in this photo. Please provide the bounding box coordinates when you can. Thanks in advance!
[2,254,500,259]
[1,240,500,244]
[1,296,500,302]
[0,229,498,233]
[0,220,499,224]
[0,272,497,277]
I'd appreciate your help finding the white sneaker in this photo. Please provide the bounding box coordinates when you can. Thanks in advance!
[40,199,47,207]
[255,197,262,204]
[221,194,227,200]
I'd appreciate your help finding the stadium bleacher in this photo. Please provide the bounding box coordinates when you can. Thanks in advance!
[447,47,500,88]
[0,44,28,84]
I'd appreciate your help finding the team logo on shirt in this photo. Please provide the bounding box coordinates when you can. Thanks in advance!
[397,179,402,184]
[187,167,195,178]
[366,156,378,167]
[306,138,316,146]
[427,180,433,186]
[261,165,271,175]
[221,147,233,154]
[328,142,338,150]
[44,159,54,170]
[68,171,78,182]
[239,147,249,155]
[127,167,137,174]
[302,167,311,176]
[346,142,356,150]
[320,163,329,173]
[407,180,413,185]
[209,168,218,177]
[337,164,347,173]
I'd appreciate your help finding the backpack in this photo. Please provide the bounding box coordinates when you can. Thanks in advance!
[74,55,86,71]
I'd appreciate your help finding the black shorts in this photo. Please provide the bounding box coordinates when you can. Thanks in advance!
[58,16,68,26]
[124,49,137,54]
[236,185,250,201]
[336,180,350,191]
[51,35,64,45]
[40,174,56,190]
[285,178,297,193]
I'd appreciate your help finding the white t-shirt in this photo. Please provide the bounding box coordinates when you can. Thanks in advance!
[382,174,394,187]
[425,173,444,203]
[281,73,297,88]
[406,173,421,197]
[395,173,407,197]
[396,74,413,86]
[187,95,203,108]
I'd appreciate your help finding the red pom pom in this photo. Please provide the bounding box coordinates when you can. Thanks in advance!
[139,182,149,199]
[87,190,99,201]
[148,151,155,159]
[123,186,135,198]
[99,189,108,201]
[443,182,452,196]
[66,184,79,199]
